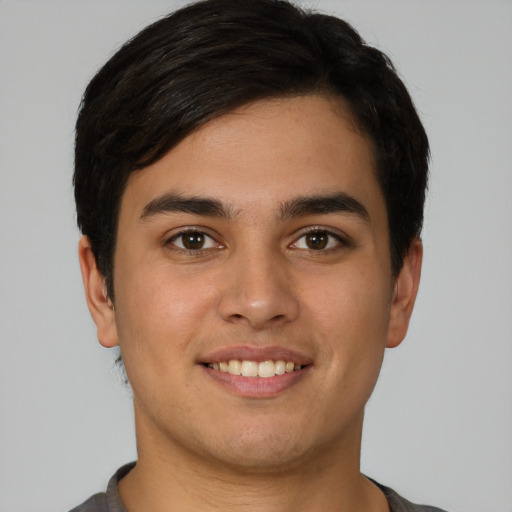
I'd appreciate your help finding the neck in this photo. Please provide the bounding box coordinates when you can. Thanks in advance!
[119,406,388,512]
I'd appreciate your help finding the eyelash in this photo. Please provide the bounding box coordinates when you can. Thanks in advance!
[290,227,349,252]
[165,228,222,254]
[164,227,349,254]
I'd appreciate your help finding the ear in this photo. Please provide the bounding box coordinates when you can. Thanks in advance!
[78,235,118,348]
[386,237,423,349]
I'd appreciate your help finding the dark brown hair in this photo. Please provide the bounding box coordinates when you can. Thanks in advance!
[74,0,429,297]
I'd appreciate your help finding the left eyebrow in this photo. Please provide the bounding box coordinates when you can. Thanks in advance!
[279,193,370,222]
[140,193,233,221]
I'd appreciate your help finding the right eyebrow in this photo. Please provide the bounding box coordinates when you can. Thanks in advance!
[139,193,233,221]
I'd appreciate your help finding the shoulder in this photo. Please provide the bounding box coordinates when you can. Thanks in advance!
[67,463,135,512]
[371,479,449,512]
[68,493,108,512]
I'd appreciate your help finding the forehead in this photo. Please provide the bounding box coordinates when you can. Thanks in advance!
[119,94,384,224]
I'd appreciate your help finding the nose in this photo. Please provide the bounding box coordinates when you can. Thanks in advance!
[216,249,300,331]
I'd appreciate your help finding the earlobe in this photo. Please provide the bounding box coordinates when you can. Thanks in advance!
[78,235,119,348]
[386,237,423,349]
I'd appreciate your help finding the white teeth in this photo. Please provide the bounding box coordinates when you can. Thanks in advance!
[228,360,242,375]
[241,360,258,377]
[274,360,286,375]
[258,360,275,378]
[207,359,304,377]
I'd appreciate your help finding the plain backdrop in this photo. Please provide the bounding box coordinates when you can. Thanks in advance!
[1,1,511,511]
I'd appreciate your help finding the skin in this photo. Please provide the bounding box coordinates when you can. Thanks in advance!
[79,94,422,512]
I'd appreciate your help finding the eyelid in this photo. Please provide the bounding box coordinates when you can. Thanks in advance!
[288,226,351,250]
[164,226,225,252]
[163,225,221,240]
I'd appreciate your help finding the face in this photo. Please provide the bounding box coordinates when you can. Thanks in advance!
[80,95,421,472]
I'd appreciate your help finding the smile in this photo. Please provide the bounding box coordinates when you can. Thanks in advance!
[198,347,312,396]
[204,359,303,378]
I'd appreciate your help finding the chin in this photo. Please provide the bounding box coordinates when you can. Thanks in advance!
[213,439,310,474]
[192,417,339,474]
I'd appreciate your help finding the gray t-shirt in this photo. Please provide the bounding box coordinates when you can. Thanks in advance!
[69,463,448,512]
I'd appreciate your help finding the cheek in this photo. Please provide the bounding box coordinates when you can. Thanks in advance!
[112,259,217,378]
[303,264,391,384]
[306,264,391,338]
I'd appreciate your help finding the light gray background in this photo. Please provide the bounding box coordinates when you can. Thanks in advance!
[1,1,511,511]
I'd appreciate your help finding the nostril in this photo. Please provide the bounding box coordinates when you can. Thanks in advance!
[218,290,300,329]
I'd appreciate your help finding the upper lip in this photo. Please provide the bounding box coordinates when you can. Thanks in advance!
[198,345,313,366]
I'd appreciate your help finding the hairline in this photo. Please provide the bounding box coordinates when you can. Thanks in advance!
[105,90,387,300]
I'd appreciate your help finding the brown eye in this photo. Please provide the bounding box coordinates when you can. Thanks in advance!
[291,230,344,251]
[305,232,328,250]
[169,231,218,251]
[182,232,205,250]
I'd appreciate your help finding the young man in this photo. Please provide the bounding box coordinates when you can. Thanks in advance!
[72,0,444,510]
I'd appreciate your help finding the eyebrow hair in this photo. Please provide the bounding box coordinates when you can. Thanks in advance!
[140,193,232,220]
[279,193,370,222]
[140,191,370,223]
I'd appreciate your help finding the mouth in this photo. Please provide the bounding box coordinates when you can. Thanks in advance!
[198,347,312,397]
[203,359,305,378]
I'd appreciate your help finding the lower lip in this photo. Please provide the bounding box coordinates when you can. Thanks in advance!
[201,365,310,398]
